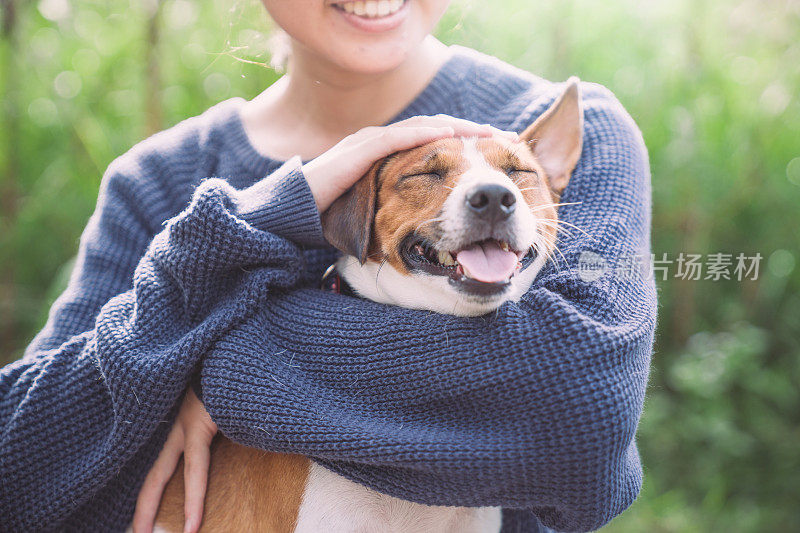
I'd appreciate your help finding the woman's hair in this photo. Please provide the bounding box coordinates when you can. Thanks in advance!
[266,29,291,72]
[226,0,290,72]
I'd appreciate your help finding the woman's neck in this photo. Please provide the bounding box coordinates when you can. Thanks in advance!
[283,36,450,133]
[242,36,451,160]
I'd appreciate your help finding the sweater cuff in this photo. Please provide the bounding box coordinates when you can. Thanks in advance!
[235,156,326,246]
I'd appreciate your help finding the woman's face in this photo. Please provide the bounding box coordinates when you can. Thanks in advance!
[261,0,451,74]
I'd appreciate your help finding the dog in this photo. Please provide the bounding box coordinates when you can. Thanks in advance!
[152,78,583,533]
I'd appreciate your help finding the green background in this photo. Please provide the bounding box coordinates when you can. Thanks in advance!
[1,0,798,530]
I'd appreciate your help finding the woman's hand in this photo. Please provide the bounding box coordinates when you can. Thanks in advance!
[303,115,518,212]
[132,389,217,533]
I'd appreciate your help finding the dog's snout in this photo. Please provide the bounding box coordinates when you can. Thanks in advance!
[465,184,516,221]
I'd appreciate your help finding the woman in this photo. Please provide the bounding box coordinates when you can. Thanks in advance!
[0,1,655,532]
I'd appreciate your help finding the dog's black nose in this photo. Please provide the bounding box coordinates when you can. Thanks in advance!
[466,184,516,222]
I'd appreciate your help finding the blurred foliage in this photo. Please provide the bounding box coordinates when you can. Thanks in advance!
[1,0,799,530]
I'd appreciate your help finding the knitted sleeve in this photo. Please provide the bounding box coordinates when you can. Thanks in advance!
[199,91,656,533]
[0,156,323,532]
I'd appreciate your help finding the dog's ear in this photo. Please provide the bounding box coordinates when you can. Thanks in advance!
[520,77,583,195]
[321,160,382,264]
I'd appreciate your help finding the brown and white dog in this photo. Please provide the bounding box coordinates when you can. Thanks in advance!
[152,79,583,533]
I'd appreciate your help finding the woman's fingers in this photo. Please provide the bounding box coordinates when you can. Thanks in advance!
[396,115,490,137]
[304,126,456,211]
[132,426,185,533]
[132,391,217,533]
[484,124,520,141]
[376,126,455,153]
[364,123,515,166]
[395,115,518,140]
[182,429,213,533]
[303,116,519,212]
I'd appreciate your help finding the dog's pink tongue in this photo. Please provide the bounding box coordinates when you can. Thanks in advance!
[456,242,518,283]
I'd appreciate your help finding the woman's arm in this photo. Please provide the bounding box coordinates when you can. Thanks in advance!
[1,113,495,532]
[0,156,318,531]
[199,90,654,533]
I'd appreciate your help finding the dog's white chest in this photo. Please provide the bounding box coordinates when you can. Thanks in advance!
[294,462,501,533]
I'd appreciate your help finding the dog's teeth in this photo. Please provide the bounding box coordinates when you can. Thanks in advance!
[437,250,456,266]
[500,241,510,252]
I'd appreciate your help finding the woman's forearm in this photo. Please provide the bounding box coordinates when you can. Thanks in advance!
[0,159,317,531]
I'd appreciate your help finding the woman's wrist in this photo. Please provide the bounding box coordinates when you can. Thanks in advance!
[235,156,326,246]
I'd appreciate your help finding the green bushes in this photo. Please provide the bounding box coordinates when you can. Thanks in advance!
[1,0,798,529]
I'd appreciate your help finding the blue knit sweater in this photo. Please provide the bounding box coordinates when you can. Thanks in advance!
[0,46,654,533]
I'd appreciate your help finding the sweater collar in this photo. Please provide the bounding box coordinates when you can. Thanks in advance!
[221,46,473,178]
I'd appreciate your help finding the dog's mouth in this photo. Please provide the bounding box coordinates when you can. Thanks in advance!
[400,234,537,296]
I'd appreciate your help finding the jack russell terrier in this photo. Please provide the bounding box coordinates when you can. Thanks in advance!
[152,78,583,533]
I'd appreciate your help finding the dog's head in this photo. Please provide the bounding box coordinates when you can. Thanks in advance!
[322,79,583,316]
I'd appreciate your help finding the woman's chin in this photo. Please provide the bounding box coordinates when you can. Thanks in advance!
[325,44,412,74]
[317,28,442,76]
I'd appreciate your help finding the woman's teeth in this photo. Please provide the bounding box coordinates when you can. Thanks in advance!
[338,0,405,18]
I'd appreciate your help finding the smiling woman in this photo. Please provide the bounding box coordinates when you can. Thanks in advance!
[258,0,450,75]
[4,0,800,531]
[0,1,655,533]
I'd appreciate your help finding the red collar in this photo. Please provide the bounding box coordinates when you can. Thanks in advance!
[320,264,356,296]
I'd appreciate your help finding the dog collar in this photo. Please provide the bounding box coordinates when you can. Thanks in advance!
[320,264,357,297]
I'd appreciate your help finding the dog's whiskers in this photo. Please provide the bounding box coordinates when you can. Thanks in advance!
[551,243,569,272]
[530,241,557,272]
[536,217,594,240]
[414,215,446,234]
[550,220,593,240]
[534,221,584,272]
[374,256,389,295]
[535,219,575,239]
[536,219,578,241]
[531,227,571,273]
[533,239,567,274]
[529,201,583,213]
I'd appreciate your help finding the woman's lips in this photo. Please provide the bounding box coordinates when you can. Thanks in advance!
[331,0,409,33]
